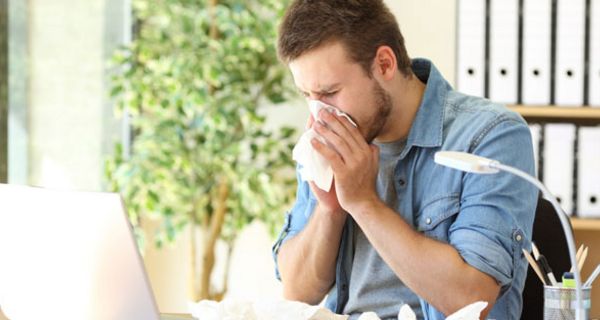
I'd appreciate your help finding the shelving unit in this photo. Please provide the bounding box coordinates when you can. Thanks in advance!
[512,105,600,316]
[508,105,600,126]
[508,105,600,231]
[571,217,600,231]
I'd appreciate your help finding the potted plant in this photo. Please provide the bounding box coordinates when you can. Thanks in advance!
[106,0,296,301]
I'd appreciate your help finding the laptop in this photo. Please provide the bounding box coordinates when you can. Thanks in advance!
[0,184,194,320]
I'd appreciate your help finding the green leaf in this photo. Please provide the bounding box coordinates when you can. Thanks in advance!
[105,0,296,254]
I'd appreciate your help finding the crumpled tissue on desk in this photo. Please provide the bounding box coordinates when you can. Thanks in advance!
[188,299,487,320]
[188,299,348,320]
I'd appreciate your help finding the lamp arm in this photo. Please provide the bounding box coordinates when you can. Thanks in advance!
[491,162,584,320]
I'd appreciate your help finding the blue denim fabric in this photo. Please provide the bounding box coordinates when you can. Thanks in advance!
[272,59,538,320]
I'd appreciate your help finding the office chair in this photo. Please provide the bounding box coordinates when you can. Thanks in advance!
[520,196,572,319]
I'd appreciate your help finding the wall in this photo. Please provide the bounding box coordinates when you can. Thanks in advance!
[387,0,457,86]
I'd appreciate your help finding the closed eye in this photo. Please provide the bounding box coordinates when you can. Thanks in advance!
[296,89,338,99]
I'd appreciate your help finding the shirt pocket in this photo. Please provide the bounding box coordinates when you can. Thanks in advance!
[416,194,461,243]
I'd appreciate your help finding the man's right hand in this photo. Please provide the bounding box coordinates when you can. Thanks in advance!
[308,181,344,215]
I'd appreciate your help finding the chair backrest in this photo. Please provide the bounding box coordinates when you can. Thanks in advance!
[520,196,572,319]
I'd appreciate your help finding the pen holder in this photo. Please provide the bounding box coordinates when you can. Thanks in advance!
[543,285,591,320]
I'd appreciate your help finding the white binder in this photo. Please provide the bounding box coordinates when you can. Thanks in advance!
[555,0,586,106]
[590,0,600,106]
[488,0,519,104]
[543,124,576,215]
[577,127,600,217]
[529,124,542,177]
[522,0,552,105]
[456,0,486,97]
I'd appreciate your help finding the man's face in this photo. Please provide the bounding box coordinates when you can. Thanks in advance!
[289,41,393,143]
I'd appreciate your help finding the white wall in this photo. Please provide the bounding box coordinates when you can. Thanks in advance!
[387,0,457,86]
[142,214,286,313]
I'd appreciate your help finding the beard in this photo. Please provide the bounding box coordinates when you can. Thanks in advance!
[363,80,393,143]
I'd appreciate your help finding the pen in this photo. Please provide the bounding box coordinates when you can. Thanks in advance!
[584,264,600,288]
[538,255,558,286]
[532,243,558,286]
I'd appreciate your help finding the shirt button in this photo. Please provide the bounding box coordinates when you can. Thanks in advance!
[515,234,523,242]
[425,218,432,225]
[398,179,406,187]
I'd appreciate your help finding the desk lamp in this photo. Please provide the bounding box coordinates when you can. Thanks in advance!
[434,151,584,320]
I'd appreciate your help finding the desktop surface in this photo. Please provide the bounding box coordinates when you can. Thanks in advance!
[160,313,195,320]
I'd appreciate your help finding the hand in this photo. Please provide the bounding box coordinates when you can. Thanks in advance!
[308,181,344,215]
[311,110,380,214]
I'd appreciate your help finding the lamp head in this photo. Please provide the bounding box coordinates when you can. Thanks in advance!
[434,151,500,174]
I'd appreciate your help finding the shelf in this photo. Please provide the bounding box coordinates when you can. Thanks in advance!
[571,217,600,231]
[508,105,600,126]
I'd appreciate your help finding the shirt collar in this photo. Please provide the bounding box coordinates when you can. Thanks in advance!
[399,58,450,159]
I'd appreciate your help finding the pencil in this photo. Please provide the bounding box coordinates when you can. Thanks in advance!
[571,244,585,273]
[578,247,589,272]
[523,248,547,285]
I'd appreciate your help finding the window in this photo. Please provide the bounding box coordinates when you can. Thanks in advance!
[0,0,8,183]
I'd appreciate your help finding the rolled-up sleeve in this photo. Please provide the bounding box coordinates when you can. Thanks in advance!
[448,117,538,291]
[272,168,317,280]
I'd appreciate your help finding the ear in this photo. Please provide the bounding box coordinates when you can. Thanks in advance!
[372,45,397,81]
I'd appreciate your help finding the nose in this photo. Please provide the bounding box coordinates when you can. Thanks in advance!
[307,95,336,109]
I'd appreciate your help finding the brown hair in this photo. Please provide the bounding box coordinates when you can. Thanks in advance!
[277,0,412,77]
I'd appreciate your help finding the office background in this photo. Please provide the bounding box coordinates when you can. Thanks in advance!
[1,0,599,316]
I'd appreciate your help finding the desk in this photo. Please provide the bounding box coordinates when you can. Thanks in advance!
[161,313,195,320]
[0,309,193,320]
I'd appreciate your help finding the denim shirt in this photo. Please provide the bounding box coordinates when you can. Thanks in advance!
[272,59,538,320]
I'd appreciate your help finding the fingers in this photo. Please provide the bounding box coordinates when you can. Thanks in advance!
[335,112,366,147]
[310,138,344,170]
[313,121,353,159]
[318,109,366,148]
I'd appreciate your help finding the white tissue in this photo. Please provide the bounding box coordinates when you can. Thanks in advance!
[188,299,349,320]
[357,311,381,320]
[396,301,487,320]
[445,301,488,320]
[397,304,417,320]
[188,299,488,320]
[292,100,357,191]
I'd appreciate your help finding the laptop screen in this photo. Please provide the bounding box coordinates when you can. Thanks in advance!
[0,184,160,320]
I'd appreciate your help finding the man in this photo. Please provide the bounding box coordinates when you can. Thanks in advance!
[271,1,537,319]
